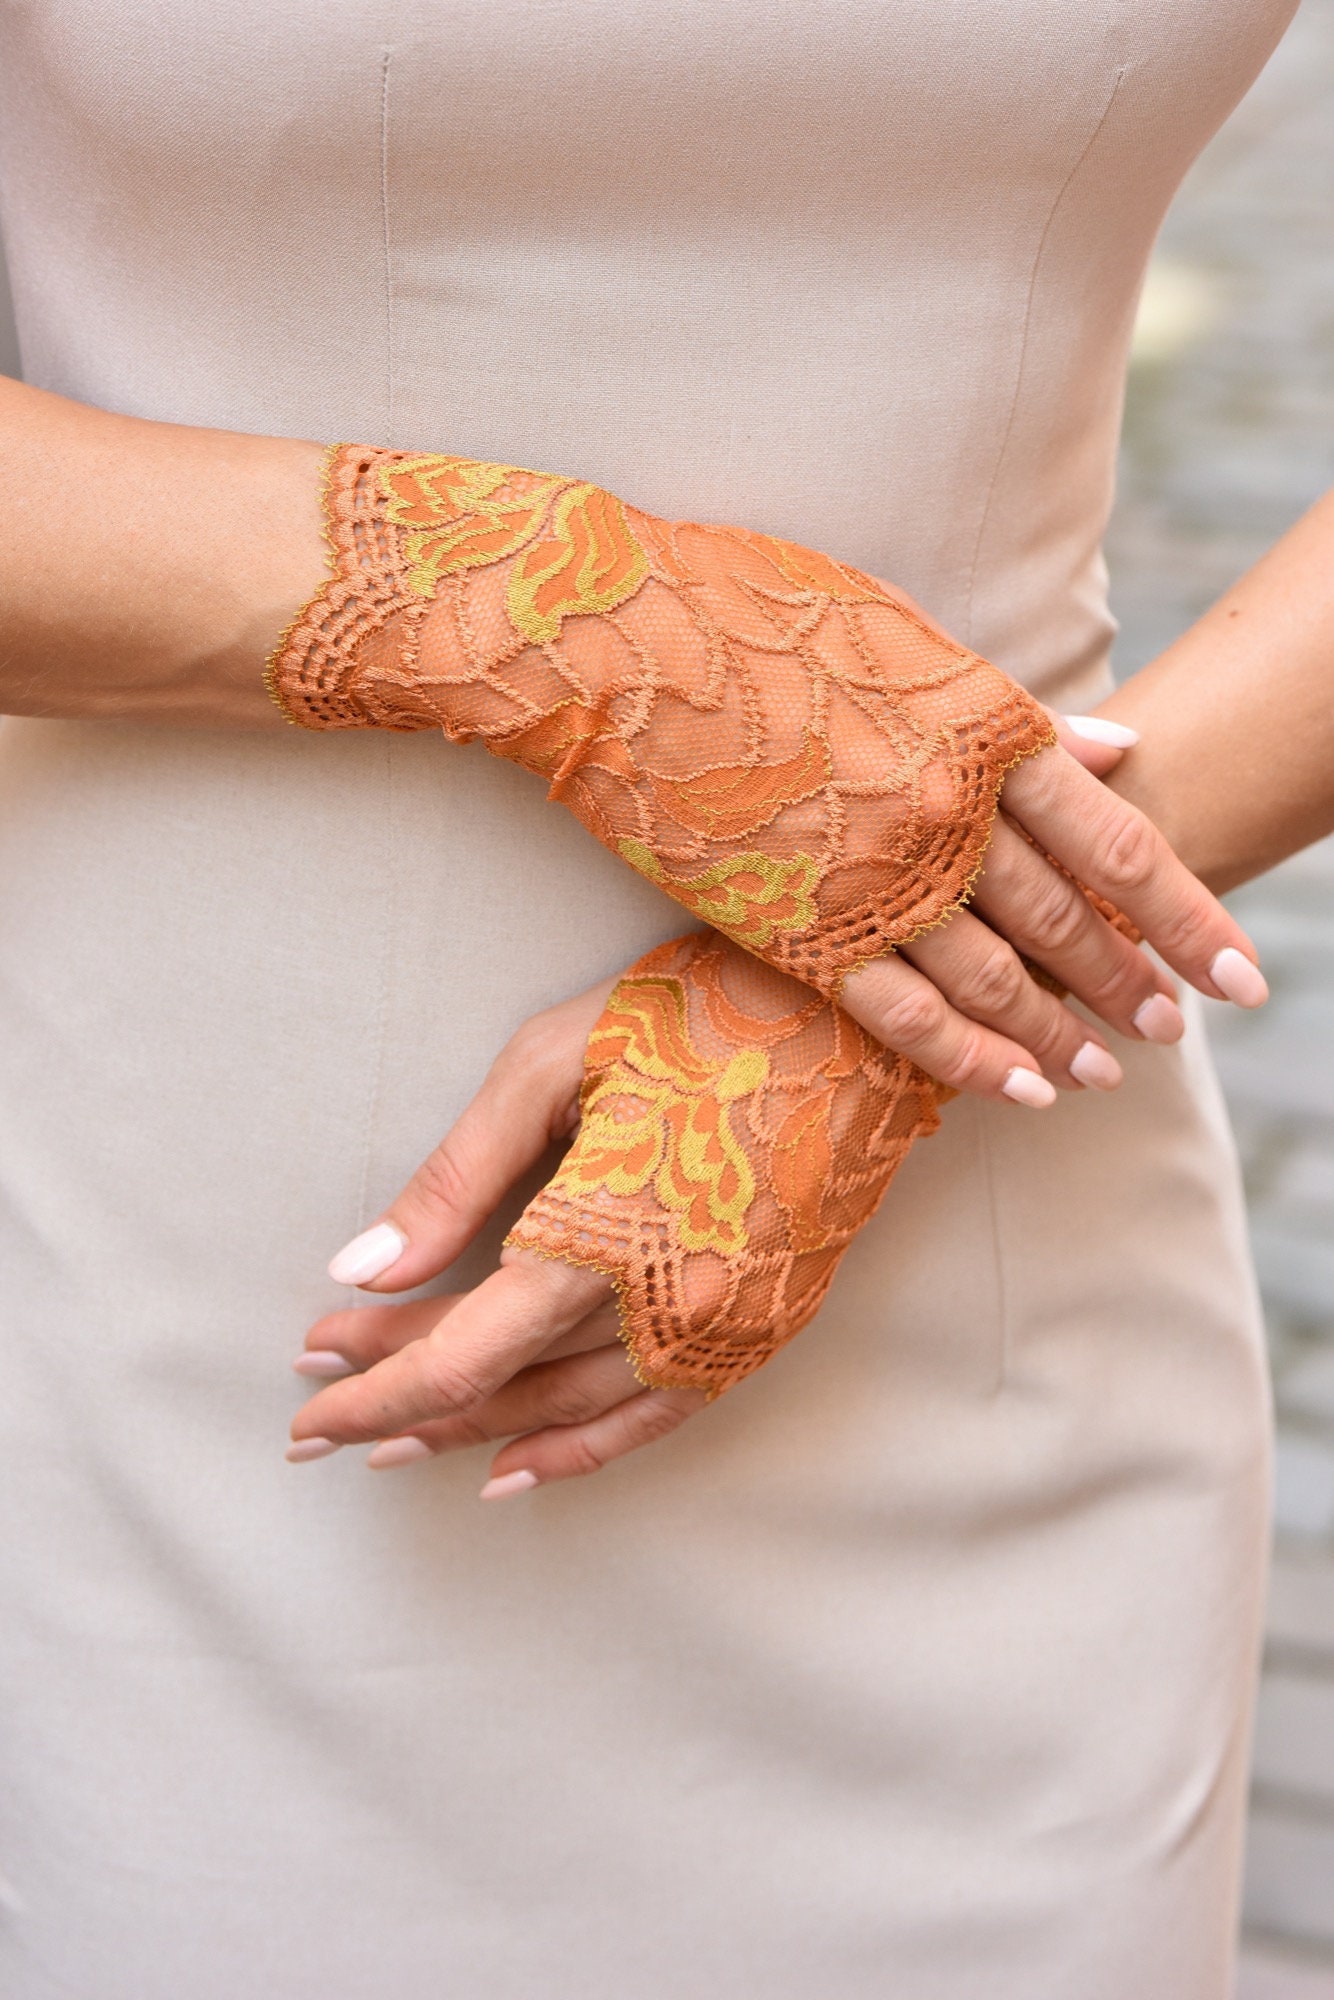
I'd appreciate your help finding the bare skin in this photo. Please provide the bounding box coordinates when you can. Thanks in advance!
[0,376,1262,1101]
[286,486,1334,1492]
[0,378,325,728]
[2,372,1311,1488]
[1099,485,1334,892]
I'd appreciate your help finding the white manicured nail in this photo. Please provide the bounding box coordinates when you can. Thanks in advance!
[1069,1041,1124,1091]
[479,1469,540,1502]
[366,1435,432,1471]
[286,1437,342,1464]
[1132,994,1185,1044]
[1210,947,1268,1008]
[1065,715,1140,748]
[328,1222,407,1287]
[1001,1068,1057,1109]
[292,1349,356,1379]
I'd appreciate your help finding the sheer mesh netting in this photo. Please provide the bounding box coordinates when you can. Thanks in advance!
[505,931,946,1395]
[268,446,1057,994]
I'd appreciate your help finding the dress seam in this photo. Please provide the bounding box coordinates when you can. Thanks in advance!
[962,61,1127,648]
[379,45,395,442]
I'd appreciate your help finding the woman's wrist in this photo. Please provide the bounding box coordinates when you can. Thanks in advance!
[0,377,329,727]
[1095,485,1334,896]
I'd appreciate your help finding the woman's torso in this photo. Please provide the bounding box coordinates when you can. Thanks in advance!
[0,6,1291,1995]
[0,0,1297,700]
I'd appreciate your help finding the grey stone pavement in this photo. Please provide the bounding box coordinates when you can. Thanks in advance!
[1103,2,1334,1989]
[0,7,1331,1992]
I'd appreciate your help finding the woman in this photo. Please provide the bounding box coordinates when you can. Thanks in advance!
[0,1,1325,1993]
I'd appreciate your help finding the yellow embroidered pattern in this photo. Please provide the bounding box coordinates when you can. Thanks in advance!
[508,931,944,1395]
[381,455,648,644]
[265,450,1134,1397]
[618,844,821,950]
[268,445,1057,996]
[550,975,767,1257]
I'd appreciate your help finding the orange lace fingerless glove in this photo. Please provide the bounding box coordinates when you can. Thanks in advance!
[504,930,945,1396]
[268,448,1056,995]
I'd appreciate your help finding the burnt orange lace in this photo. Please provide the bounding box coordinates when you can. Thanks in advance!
[268,447,1057,995]
[505,930,945,1396]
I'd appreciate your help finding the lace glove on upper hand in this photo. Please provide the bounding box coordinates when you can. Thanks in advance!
[268,447,1055,996]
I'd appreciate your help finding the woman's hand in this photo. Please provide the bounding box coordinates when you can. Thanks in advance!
[268,446,1267,1094]
[287,983,707,1495]
[284,708,1268,1485]
[837,713,1267,1103]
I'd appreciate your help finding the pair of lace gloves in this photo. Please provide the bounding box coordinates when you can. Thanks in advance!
[268,447,1062,1395]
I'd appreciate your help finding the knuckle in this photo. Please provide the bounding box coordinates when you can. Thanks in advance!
[541,1378,606,1429]
[1080,948,1154,1018]
[1138,901,1210,964]
[410,1139,472,1223]
[440,1412,493,1450]
[1020,878,1091,958]
[634,1395,689,1444]
[562,1433,611,1480]
[876,979,946,1052]
[959,943,1028,1018]
[418,1341,491,1415]
[1018,1000,1072,1062]
[1097,809,1161,898]
[942,1024,992,1093]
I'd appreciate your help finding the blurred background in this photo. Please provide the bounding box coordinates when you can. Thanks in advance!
[0,4,1330,1991]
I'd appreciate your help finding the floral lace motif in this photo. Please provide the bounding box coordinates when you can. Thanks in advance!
[505,931,944,1396]
[269,447,1057,993]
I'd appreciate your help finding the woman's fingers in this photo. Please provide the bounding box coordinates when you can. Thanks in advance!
[478,1385,708,1497]
[366,1342,644,1463]
[294,1288,620,1380]
[294,1294,465,1377]
[1002,746,1267,1004]
[898,910,1123,1091]
[970,817,1185,1044]
[845,729,1262,1086]
[324,979,615,1296]
[288,1253,614,1454]
[839,950,1058,1106]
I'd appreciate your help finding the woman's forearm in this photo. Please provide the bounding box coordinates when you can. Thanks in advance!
[10,368,1330,897]
[0,377,327,726]
[1099,487,1334,894]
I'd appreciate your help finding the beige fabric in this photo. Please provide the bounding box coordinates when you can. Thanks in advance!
[0,2,1293,1993]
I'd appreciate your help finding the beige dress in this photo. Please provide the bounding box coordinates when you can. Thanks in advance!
[0,2,1295,1993]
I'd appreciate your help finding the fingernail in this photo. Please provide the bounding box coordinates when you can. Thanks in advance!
[1132,993,1186,1044]
[1001,1067,1057,1109]
[1210,947,1269,1009]
[1065,715,1140,748]
[292,1349,356,1379]
[1069,1041,1124,1091]
[328,1222,407,1287]
[479,1469,540,1502]
[366,1435,433,1471]
[286,1437,342,1464]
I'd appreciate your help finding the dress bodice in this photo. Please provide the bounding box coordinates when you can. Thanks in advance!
[0,0,1296,703]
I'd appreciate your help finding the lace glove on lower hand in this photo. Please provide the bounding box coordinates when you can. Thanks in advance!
[506,928,943,1395]
[289,925,945,1477]
[267,447,1055,995]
